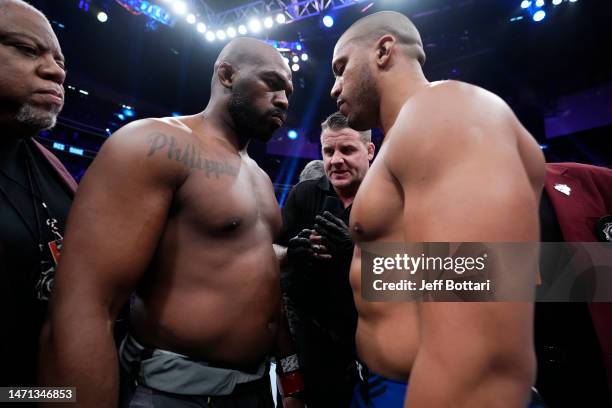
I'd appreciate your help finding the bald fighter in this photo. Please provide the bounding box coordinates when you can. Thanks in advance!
[331,11,545,407]
[39,38,295,407]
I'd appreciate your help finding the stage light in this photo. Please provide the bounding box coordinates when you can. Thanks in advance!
[296,43,302,51]
[186,13,196,24]
[238,25,247,35]
[301,53,308,61]
[292,55,299,63]
[264,17,273,28]
[276,13,286,24]
[288,130,298,140]
[227,27,236,37]
[173,1,187,15]
[97,12,108,23]
[248,18,261,33]
[206,31,215,41]
[520,0,531,8]
[122,108,135,117]
[535,0,544,7]
[216,30,226,40]
[552,0,562,4]
[569,0,577,2]
[322,15,334,28]
[533,9,546,21]
[291,63,300,72]
[197,22,206,33]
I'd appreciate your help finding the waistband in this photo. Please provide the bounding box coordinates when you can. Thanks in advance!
[119,334,267,396]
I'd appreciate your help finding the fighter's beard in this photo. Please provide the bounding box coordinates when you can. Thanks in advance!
[15,103,61,132]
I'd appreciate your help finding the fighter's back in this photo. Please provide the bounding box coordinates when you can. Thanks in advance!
[348,80,544,380]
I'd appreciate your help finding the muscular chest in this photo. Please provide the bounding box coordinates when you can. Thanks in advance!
[175,154,281,237]
[350,153,404,243]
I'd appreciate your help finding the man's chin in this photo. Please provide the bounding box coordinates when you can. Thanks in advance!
[15,104,59,131]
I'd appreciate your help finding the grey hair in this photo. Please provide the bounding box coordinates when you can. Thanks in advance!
[321,111,371,145]
[299,160,325,182]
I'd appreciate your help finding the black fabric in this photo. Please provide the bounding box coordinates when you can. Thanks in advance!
[277,176,357,407]
[121,377,275,408]
[534,191,610,408]
[0,137,72,386]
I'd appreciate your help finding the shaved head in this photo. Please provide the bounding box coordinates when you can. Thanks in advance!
[211,37,293,143]
[340,11,425,65]
[0,0,47,20]
[215,37,285,72]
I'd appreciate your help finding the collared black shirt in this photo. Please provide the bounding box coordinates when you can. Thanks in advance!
[277,175,357,407]
[0,137,72,386]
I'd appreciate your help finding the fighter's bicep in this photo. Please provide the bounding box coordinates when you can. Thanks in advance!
[54,128,182,310]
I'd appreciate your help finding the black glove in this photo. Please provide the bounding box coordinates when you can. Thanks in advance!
[286,229,315,269]
[314,211,354,260]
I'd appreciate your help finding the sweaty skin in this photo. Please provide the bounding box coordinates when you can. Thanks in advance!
[39,38,294,407]
[332,11,545,407]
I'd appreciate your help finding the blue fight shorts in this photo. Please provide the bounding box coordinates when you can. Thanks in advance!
[350,362,407,408]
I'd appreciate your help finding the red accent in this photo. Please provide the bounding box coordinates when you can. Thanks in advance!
[278,370,305,397]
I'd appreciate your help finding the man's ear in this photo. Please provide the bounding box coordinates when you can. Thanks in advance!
[367,142,375,161]
[217,62,236,89]
[375,34,395,69]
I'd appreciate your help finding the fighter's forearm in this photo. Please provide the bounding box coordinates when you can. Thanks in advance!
[39,316,120,408]
[404,348,534,407]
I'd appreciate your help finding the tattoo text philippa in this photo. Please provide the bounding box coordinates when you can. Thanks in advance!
[147,133,239,178]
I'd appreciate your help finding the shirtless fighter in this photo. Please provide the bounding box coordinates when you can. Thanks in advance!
[330,11,545,407]
[39,38,296,407]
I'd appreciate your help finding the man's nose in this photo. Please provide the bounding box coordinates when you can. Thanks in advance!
[38,54,66,86]
[273,91,289,111]
[331,77,342,100]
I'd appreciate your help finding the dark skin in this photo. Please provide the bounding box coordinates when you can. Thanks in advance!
[0,2,66,138]
[39,38,297,407]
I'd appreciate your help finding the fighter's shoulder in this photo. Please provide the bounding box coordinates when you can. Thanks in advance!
[94,118,189,180]
[403,80,513,124]
[104,117,186,146]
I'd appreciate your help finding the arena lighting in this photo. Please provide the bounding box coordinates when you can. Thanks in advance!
[227,27,236,37]
[291,63,300,72]
[122,107,135,117]
[248,18,262,33]
[533,9,546,21]
[275,13,286,24]
[196,22,206,32]
[292,55,299,63]
[301,53,308,61]
[97,11,108,22]
[552,0,562,4]
[186,13,196,24]
[296,43,302,51]
[172,1,187,15]
[238,25,247,35]
[322,15,334,28]
[287,130,298,140]
[520,0,531,8]
[535,0,544,7]
[216,30,226,40]
[205,31,215,41]
[116,0,173,26]
[263,17,274,28]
